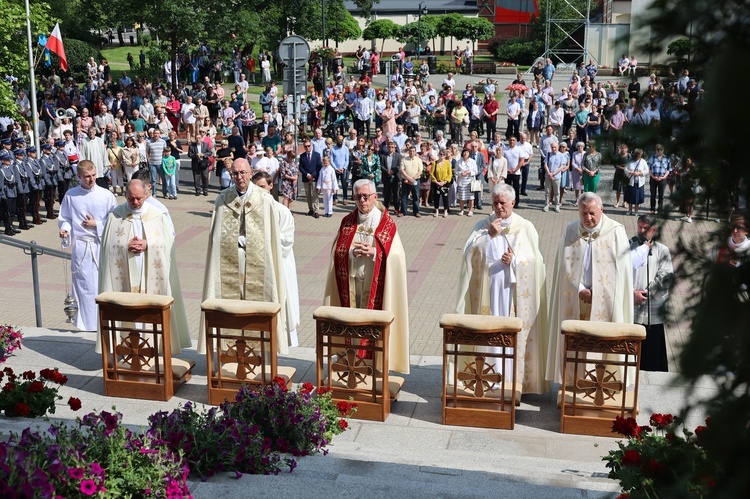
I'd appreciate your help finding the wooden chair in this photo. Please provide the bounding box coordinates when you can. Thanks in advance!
[202,299,295,405]
[441,314,522,430]
[97,292,194,402]
[559,320,646,437]
[313,306,403,422]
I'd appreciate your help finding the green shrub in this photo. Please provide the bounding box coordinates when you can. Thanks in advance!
[47,39,103,83]
[493,37,544,66]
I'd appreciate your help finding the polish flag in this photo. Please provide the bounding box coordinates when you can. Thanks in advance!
[45,23,68,72]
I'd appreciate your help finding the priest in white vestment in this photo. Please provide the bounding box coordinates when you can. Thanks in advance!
[98,179,191,354]
[198,158,291,354]
[78,126,110,189]
[58,160,118,331]
[456,183,549,394]
[323,179,410,374]
[545,192,633,384]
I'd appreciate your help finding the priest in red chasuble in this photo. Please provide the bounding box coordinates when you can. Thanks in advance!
[323,179,410,374]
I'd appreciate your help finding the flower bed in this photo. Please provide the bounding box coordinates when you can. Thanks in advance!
[603,413,720,498]
[1,378,356,496]
[0,325,22,362]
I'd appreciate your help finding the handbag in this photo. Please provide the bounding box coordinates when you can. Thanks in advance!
[470,179,482,192]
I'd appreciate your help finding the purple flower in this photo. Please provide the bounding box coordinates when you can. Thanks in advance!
[68,467,85,480]
[90,462,104,476]
[79,479,97,496]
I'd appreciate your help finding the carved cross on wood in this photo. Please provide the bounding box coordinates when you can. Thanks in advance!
[575,363,623,406]
[458,356,503,398]
[332,348,372,389]
[220,339,261,380]
[115,332,155,372]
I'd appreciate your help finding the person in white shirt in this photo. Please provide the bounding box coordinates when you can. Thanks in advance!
[180,96,197,142]
[354,90,374,138]
[442,73,456,90]
[502,136,524,205]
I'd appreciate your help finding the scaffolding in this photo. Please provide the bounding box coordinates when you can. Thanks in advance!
[543,0,593,69]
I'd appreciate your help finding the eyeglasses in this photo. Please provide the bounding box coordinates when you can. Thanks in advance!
[731,225,747,232]
[355,193,375,200]
[304,144,311,148]
[231,171,249,177]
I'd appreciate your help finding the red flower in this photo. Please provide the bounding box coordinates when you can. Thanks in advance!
[641,458,665,477]
[272,376,288,391]
[27,381,44,393]
[705,416,712,427]
[2,382,15,392]
[615,494,630,499]
[337,400,353,415]
[621,449,641,466]
[338,419,348,430]
[649,413,674,430]
[68,397,82,411]
[612,416,640,437]
[665,432,677,444]
[300,382,314,394]
[317,386,332,395]
[22,370,36,380]
[13,402,30,416]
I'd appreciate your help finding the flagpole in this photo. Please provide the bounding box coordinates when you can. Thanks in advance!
[25,0,40,152]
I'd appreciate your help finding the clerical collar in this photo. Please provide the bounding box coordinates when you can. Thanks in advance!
[499,213,513,228]
[357,206,380,226]
[580,219,603,239]
[126,204,145,217]
[236,183,252,199]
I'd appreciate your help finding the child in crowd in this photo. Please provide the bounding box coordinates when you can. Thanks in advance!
[161,148,178,199]
[316,156,338,218]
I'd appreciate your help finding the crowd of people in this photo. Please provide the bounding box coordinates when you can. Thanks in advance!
[4,43,750,399]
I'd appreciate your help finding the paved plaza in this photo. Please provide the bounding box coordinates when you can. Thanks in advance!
[0,73,719,496]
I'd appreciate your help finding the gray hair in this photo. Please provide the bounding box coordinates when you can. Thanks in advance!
[576,141,586,149]
[352,178,376,194]
[491,183,516,203]
[578,192,602,208]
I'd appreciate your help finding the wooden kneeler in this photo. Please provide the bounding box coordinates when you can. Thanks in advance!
[441,314,522,430]
[202,299,296,405]
[559,320,646,437]
[97,292,194,402]
[314,306,403,422]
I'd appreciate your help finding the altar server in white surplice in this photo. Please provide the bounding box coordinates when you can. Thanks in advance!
[456,183,549,395]
[58,160,118,331]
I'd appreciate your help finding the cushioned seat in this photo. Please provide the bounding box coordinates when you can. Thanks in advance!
[313,305,394,327]
[440,314,523,332]
[561,320,646,339]
[96,291,173,308]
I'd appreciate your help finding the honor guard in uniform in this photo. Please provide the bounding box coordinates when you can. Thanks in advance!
[40,143,58,219]
[24,146,45,225]
[1,151,19,235]
[54,140,73,201]
[12,147,32,230]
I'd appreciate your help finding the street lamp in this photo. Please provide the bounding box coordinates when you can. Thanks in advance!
[416,2,428,58]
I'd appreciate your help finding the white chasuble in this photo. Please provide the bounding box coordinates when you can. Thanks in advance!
[98,202,191,354]
[456,213,549,395]
[545,215,633,384]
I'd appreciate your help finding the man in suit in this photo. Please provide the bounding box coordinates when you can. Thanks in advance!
[188,132,212,196]
[379,141,402,213]
[471,140,486,210]
[110,91,128,117]
[298,139,323,218]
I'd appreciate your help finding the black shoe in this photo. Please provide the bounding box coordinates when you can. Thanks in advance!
[12,227,21,234]
[521,192,528,196]
[307,210,314,216]
[4,229,15,236]
[194,192,200,196]
[313,213,319,219]
[203,192,208,196]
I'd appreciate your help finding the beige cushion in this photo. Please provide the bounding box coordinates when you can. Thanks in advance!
[440,314,523,333]
[202,298,280,316]
[97,291,173,308]
[117,357,195,379]
[561,320,646,339]
[313,305,394,327]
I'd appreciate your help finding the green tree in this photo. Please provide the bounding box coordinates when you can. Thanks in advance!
[142,0,207,93]
[396,21,436,49]
[435,13,464,54]
[620,0,750,497]
[457,17,495,52]
[0,0,54,117]
[362,19,399,52]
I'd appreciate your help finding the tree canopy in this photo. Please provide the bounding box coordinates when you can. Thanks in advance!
[362,19,399,52]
